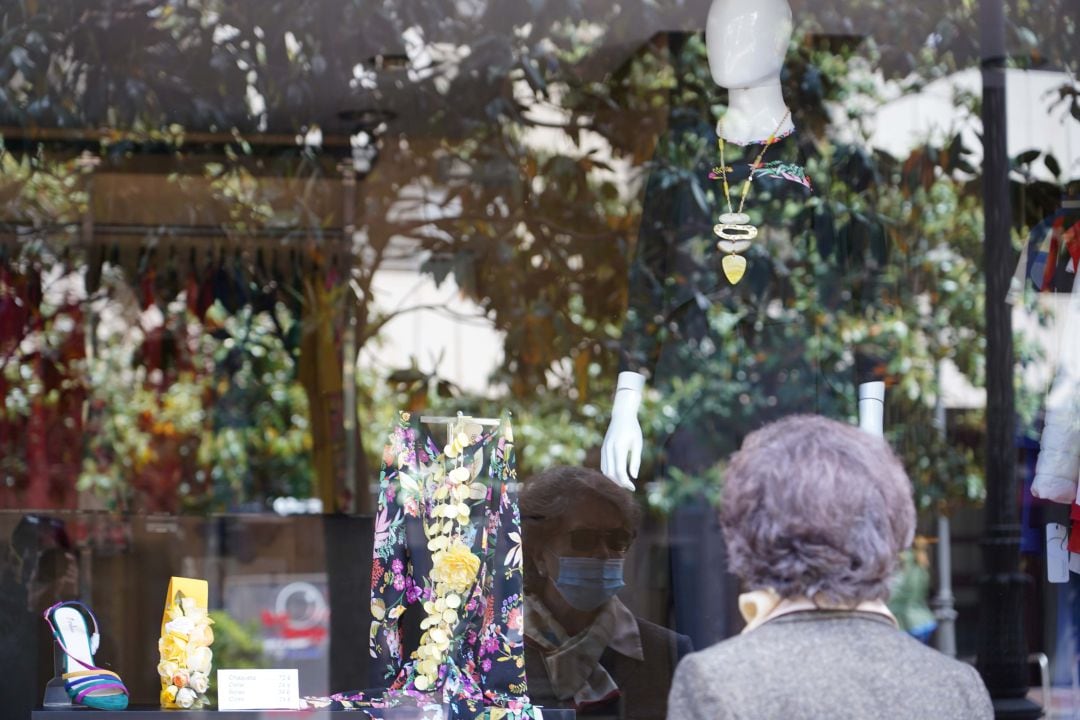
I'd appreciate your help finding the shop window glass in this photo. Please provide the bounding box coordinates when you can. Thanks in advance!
[0,1,1077,717]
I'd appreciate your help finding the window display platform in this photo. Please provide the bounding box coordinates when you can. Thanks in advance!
[34,709,336,719]
[32,708,575,719]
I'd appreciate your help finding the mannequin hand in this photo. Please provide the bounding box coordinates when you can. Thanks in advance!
[601,372,645,491]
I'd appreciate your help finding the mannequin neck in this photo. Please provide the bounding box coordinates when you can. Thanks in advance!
[719,80,794,145]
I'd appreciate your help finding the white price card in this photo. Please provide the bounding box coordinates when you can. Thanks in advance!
[217,669,300,711]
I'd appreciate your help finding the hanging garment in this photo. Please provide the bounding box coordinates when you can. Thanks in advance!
[0,260,85,510]
[369,411,534,720]
[297,274,348,512]
[1031,270,1080,504]
[1022,213,1080,294]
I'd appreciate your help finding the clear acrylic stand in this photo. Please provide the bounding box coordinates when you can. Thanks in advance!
[42,640,75,708]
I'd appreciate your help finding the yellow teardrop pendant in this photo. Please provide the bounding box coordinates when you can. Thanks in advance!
[722,254,747,284]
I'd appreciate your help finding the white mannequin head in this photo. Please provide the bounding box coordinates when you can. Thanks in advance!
[705,0,795,143]
[706,0,793,90]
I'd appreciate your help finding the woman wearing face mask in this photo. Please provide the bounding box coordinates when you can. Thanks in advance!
[520,466,692,719]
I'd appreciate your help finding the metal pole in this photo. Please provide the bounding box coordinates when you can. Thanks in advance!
[933,513,959,657]
[73,152,100,598]
[76,151,101,351]
[338,162,358,515]
[975,0,1041,715]
[932,364,958,657]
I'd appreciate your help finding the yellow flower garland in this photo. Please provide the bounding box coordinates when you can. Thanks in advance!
[158,588,214,709]
[413,416,486,692]
[431,542,481,594]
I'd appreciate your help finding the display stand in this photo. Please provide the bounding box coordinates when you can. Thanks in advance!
[40,678,71,710]
[41,640,72,708]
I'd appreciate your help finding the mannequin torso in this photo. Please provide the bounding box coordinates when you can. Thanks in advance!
[601,0,804,486]
[601,0,884,487]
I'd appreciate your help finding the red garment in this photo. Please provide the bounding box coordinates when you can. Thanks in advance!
[0,266,86,510]
[1040,217,1080,291]
[25,354,51,509]
[1069,503,1080,553]
[186,268,201,317]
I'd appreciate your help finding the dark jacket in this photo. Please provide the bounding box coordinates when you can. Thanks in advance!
[620,123,886,472]
[668,610,993,720]
[525,616,693,720]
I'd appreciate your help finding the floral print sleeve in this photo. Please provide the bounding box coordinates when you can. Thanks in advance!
[369,413,421,680]
[369,411,536,720]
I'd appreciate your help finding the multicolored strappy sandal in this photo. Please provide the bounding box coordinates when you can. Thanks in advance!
[43,600,130,710]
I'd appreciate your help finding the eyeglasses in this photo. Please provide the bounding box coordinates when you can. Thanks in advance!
[568,528,634,554]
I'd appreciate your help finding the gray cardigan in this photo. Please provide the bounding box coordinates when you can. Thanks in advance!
[667,610,993,720]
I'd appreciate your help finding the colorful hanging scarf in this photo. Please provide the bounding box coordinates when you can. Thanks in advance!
[370,411,535,720]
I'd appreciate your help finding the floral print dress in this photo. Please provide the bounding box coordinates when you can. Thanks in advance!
[369,411,534,720]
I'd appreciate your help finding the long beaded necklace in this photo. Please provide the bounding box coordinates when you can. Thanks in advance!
[712,109,792,284]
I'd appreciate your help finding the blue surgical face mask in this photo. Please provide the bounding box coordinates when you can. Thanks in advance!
[552,556,625,612]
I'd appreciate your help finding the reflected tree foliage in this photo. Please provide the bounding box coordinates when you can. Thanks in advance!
[0,0,1076,511]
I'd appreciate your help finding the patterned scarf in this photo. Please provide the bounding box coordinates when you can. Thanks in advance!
[738,589,899,634]
[524,595,643,708]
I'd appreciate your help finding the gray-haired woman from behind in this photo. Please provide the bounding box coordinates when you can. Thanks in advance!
[667,415,992,720]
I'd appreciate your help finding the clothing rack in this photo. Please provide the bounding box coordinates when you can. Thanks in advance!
[0,222,345,244]
[419,413,503,426]
[0,224,423,272]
